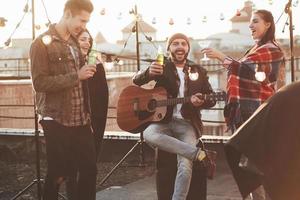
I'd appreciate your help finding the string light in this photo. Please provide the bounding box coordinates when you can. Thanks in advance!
[45,22,51,27]
[100,8,106,15]
[4,38,11,47]
[252,4,257,11]
[255,71,266,82]
[42,35,52,45]
[23,3,29,13]
[219,13,225,21]
[186,17,191,25]
[117,12,122,20]
[255,64,266,82]
[0,17,7,27]
[236,9,241,16]
[151,17,156,24]
[104,54,114,70]
[202,16,207,23]
[189,71,199,81]
[169,18,174,25]
[268,0,273,5]
[35,25,41,30]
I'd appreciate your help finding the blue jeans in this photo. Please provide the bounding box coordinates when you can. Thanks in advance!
[144,118,199,200]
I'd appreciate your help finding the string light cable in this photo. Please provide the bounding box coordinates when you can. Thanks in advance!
[138,23,158,50]
[40,0,51,26]
[4,0,30,46]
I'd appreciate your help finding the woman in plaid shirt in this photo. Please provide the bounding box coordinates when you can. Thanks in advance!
[202,9,285,200]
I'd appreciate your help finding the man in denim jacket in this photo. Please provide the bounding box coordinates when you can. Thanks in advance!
[30,1,97,199]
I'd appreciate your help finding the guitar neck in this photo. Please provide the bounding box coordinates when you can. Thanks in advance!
[156,92,225,107]
[157,96,191,107]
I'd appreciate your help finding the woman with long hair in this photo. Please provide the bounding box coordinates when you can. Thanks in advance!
[202,9,285,200]
[66,29,109,200]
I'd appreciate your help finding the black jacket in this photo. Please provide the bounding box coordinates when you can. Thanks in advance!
[133,59,216,136]
[225,81,300,200]
[88,63,108,159]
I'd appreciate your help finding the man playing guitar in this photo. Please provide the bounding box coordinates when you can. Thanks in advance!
[133,33,216,200]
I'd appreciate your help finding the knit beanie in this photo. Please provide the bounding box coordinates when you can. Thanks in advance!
[166,33,190,51]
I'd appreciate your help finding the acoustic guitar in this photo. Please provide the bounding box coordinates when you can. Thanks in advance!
[117,85,226,133]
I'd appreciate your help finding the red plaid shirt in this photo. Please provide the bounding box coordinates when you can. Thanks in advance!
[223,42,284,130]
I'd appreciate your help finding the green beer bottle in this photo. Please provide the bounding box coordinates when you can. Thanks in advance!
[88,48,97,65]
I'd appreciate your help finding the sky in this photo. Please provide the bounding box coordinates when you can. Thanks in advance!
[0,0,299,47]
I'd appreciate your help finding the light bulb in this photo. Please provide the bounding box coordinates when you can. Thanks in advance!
[255,71,266,82]
[187,17,191,25]
[220,13,225,21]
[104,62,114,70]
[42,35,52,45]
[118,60,124,66]
[189,72,199,81]
[152,17,156,24]
[100,8,105,15]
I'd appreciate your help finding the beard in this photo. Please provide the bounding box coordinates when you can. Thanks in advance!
[170,51,188,65]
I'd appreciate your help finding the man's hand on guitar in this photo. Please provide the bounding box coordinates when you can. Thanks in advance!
[149,62,163,78]
[191,93,204,107]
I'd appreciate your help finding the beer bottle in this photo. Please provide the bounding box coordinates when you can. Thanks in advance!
[156,46,164,65]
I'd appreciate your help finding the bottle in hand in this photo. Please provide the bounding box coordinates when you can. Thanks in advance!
[156,46,164,65]
[88,49,97,65]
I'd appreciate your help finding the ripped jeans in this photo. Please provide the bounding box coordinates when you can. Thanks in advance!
[144,118,199,200]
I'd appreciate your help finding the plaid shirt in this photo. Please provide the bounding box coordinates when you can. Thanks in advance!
[57,39,90,127]
[224,42,284,130]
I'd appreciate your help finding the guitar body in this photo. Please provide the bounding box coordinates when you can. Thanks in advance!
[117,85,167,133]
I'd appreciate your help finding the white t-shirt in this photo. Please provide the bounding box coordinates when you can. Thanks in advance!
[173,67,185,119]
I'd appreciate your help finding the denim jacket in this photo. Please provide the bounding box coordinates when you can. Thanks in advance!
[30,25,90,121]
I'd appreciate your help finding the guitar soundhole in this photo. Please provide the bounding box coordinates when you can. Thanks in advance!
[147,99,157,111]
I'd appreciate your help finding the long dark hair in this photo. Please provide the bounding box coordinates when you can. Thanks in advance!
[77,29,93,66]
[254,9,276,46]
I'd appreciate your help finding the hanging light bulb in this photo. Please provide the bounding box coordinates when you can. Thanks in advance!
[236,9,241,16]
[35,25,41,30]
[255,64,266,82]
[117,12,122,20]
[118,60,124,66]
[293,0,299,7]
[169,18,174,25]
[187,17,191,25]
[252,4,257,11]
[0,17,7,27]
[45,22,51,27]
[42,35,52,45]
[104,62,114,70]
[4,38,11,47]
[23,3,29,13]
[219,13,225,21]
[152,17,156,24]
[202,16,207,23]
[189,71,199,81]
[268,0,273,5]
[104,55,114,70]
[100,8,106,15]
[255,71,266,82]
[188,68,199,81]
